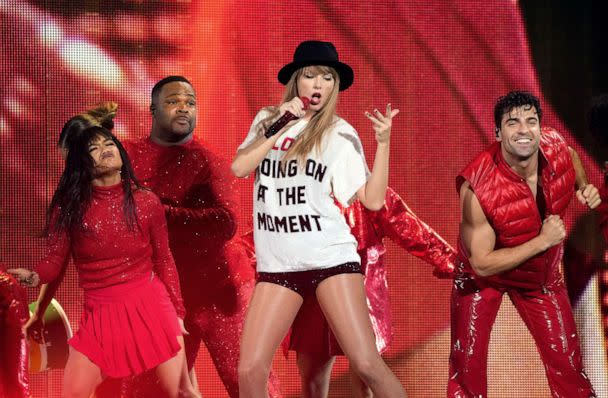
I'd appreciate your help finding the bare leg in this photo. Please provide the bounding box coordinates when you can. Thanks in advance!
[155,336,200,398]
[189,367,201,396]
[62,347,103,398]
[199,280,284,397]
[296,351,335,398]
[238,282,303,398]
[349,364,373,398]
[315,274,406,398]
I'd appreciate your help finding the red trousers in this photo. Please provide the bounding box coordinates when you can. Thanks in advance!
[448,275,595,398]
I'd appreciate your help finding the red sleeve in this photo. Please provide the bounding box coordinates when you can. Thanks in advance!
[0,267,30,398]
[375,188,457,278]
[164,153,237,242]
[34,219,71,284]
[148,192,186,318]
[36,267,66,316]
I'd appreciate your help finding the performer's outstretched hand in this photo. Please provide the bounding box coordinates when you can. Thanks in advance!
[365,103,400,145]
[6,268,40,287]
[576,183,601,209]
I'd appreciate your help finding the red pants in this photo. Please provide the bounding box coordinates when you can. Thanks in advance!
[448,276,595,397]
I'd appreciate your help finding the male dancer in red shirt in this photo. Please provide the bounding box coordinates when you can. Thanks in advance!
[123,76,279,397]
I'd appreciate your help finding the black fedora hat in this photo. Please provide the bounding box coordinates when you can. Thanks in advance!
[278,41,354,91]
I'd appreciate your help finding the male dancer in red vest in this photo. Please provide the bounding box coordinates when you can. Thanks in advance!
[448,91,600,397]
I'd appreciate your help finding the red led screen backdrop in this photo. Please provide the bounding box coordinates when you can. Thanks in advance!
[1,1,606,397]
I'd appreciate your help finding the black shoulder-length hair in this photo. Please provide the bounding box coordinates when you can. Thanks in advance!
[45,126,143,236]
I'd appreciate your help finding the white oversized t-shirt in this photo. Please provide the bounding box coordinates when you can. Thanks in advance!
[239,109,370,273]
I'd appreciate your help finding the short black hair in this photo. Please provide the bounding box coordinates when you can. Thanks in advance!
[494,91,542,131]
[151,76,193,105]
[588,94,608,143]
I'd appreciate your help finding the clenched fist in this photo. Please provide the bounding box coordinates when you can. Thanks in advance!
[576,184,601,209]
[539,215,566,249]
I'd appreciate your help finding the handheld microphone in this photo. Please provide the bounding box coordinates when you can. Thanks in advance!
[264,97,311,138]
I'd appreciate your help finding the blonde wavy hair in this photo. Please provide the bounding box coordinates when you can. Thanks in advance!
[258,66,340,165]
[58,101,119,148]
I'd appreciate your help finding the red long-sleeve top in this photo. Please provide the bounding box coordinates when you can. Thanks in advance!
[345,187,456,276]
[34,184,186,318]
[346,187,456,352]
[124,138,247,309]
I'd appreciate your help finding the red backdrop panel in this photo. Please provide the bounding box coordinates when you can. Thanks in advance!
[1,1,604,396]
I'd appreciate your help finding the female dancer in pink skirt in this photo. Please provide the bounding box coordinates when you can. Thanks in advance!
[9,124,198,398]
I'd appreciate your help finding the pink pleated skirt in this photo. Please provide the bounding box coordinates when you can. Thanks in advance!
[69,274,181,378]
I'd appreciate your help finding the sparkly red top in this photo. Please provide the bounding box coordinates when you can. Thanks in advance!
[0,262,30,398]
[124,138,247,307]
[34,184,186,318]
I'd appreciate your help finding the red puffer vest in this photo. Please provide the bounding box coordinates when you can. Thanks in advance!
[456,127,575,289]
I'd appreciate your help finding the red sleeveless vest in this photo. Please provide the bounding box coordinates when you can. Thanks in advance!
[456,127,575,289]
